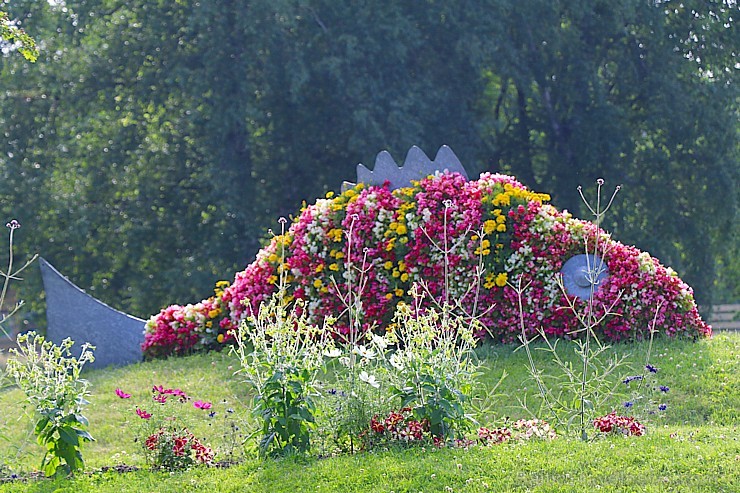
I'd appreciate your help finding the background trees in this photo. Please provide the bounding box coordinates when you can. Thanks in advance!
[1,0,736,327]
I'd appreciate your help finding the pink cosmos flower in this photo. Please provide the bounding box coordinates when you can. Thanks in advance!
[115,388,131,399]
[193,400,212,410]
[136,408,152,419]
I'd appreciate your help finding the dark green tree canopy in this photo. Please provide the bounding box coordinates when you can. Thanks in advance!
[1,0,736,327]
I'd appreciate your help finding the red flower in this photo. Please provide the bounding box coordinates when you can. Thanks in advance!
[172,435,189,457]
[145,432,161,450]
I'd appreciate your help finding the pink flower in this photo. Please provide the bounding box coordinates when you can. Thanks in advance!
[115,388,131,399]
[193,400,212,410]
[136,408,152,420]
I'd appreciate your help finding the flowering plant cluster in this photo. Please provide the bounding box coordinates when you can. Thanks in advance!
[362,408,427,448]
[593,412,646,437]
[116,384,215,471]
[622,363,670,418]
[144,170,710,358]
[142,282,231,358]
[362,410,558,450]
[477,419,557,445]
[143,428,214,471]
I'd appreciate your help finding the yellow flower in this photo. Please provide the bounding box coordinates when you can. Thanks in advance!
[217,334,225,344]
[396,223,407,235]
[471,234,479,241]
[483,220,496,235]
[208,309,221,319]
[328,228,343,242]
[329,263,339,271]
[386,239,396,251]
[385,293,393,300]
[495,272,508,287]
[335,251,345,259]
[313,278,323,288]
[325,191,335,198]
[394,288,404,297]
[268,253,278,263]
[389,222,399,231]
[384,261,393,270]
[400,273,409,282]
[399,237,408,244]
[315,264,324,273]
[481,239,491,248]
[496,215,506,224]
[267,275,278,285]
[392,270,400,278]
[329,249,338,258]
[344,189,356,198]
[216,280,230,288]
[398,261,406,272]
[496,223,506,232]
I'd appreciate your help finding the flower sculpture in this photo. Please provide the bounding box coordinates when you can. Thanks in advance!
[143,148,710,358]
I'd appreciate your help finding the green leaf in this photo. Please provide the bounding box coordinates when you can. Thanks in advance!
[75,430,95,442]
[58,426,80,446]
[74,414,89,427]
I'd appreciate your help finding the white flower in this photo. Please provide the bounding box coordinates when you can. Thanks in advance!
[352,345,376,360]
[323,348,342,358]
[370,333,389,351]
[338,356,350,367]
[389,353,404,370]
[359,371,380,388]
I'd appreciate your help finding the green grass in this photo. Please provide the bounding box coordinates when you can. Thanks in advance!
[1,333,738,492]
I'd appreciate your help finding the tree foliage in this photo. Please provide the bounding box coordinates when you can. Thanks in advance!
[1,10,38,61]
[0,0,736,328]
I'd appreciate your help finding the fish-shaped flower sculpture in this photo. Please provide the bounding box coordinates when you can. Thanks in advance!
[143,147,710,358]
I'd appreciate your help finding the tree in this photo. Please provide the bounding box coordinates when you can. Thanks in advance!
[0,0,735,329]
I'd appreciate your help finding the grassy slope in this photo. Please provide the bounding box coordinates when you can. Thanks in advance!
[0,333,738,492]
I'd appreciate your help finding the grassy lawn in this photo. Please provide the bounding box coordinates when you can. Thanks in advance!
[0,332,738,492]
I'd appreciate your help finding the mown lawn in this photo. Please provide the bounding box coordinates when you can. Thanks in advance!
[0,332,738,492]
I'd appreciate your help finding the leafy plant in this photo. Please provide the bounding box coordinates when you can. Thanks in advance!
[381,290,484,442]
[5,332,94,476]
[233,222,339,458]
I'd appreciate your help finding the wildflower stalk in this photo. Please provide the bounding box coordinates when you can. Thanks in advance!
[637,301,662,393]
[328,214,384,454]
[1,220,38,339]
[515,180,628,440]
[572,180,620,440]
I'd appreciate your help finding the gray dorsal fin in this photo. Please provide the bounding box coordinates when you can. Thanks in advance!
[354,145,468,191]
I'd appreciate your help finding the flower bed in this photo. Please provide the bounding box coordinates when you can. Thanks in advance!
[143,172,710,358]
